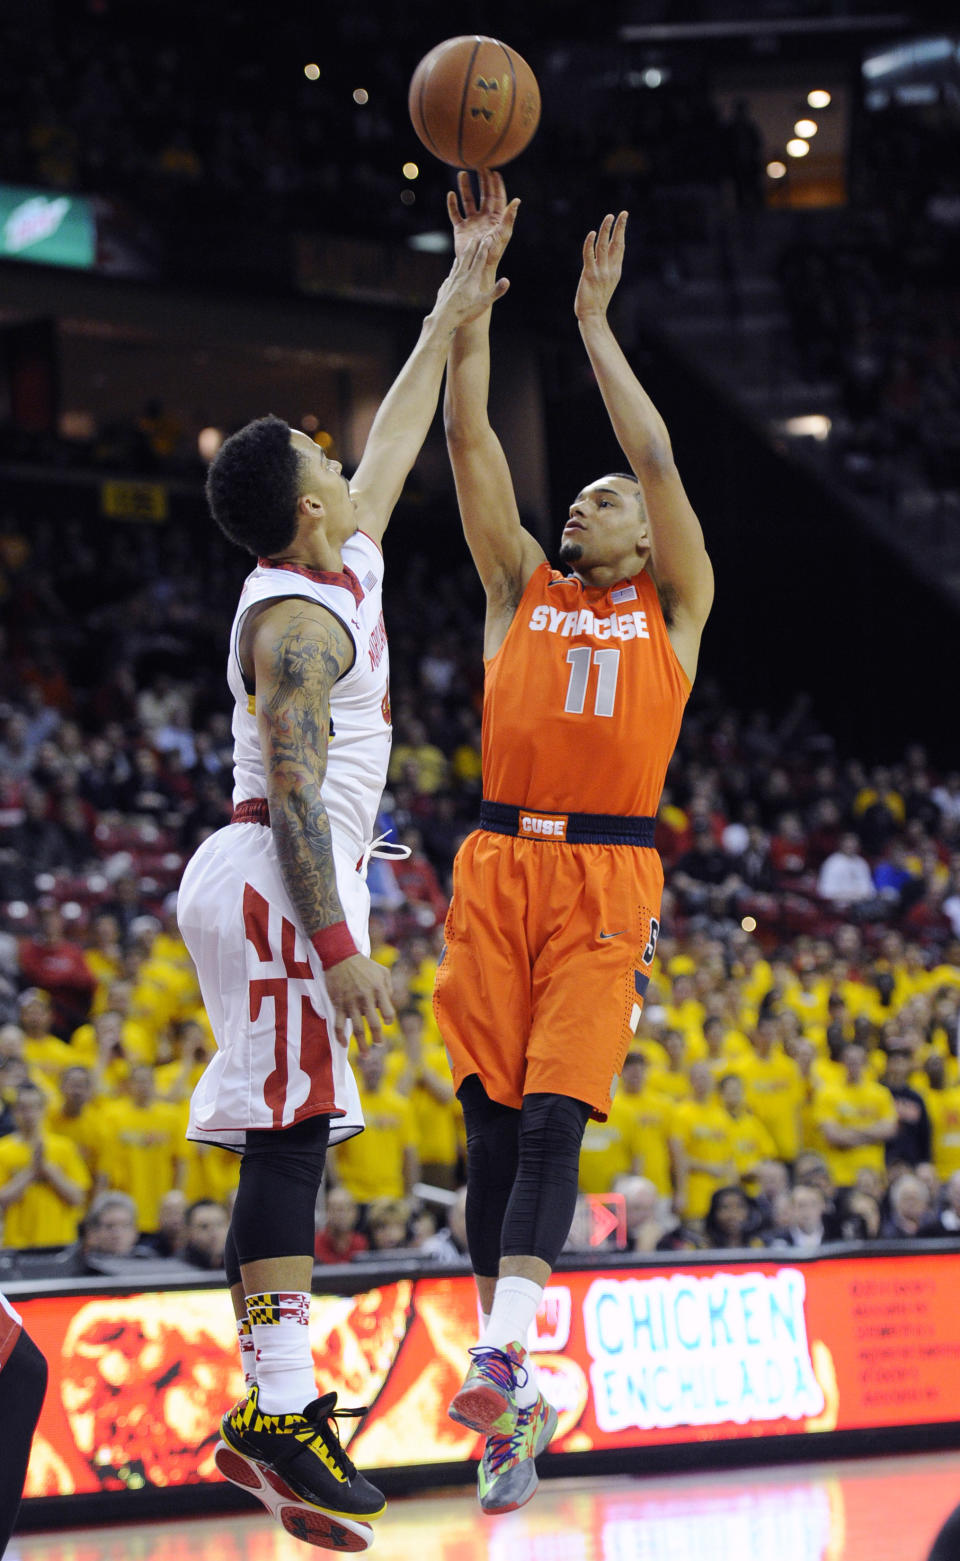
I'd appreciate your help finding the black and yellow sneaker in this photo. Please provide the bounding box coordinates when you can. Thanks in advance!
[218,1385,385,1548]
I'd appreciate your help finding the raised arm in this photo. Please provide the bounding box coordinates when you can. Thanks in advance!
[249,596,395,1046]
[349,232,510,544]
[443,172,546,655]
[576,212,714,683]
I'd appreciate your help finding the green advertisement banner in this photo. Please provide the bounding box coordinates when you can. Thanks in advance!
[0,184,96,269]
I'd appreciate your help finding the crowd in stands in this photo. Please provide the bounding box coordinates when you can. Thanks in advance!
[1,484,960,1275]
[775,104,960,538]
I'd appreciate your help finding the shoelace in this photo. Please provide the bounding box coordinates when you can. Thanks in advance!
[357,832,412,879]
[467,1345,529,1394]
[484,1400,541,1475]
[297,1395,368,1482]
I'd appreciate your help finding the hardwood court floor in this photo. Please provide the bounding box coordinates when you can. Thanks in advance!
[11,1452,960,1561]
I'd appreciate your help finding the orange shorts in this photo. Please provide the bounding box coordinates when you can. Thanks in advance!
[433,829,663,1121]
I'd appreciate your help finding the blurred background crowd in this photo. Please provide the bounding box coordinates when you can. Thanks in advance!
[0,0,959,1278]
[1,497,960,1276]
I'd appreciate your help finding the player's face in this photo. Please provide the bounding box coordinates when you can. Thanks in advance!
[289,429,355,541]
[560,475,647,571]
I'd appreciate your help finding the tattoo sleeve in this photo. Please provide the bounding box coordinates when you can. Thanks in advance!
[256,606,354,936]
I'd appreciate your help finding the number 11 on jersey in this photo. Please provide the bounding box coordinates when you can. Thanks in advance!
[564,646,621,717]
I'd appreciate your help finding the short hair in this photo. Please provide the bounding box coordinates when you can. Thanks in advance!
[86,1191,138,1227]
[186,1198,225,1223]
[205,414,302,557]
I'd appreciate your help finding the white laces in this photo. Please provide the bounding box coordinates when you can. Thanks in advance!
[358,832,411,879]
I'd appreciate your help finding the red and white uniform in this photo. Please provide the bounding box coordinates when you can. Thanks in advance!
[179,531,391,1149]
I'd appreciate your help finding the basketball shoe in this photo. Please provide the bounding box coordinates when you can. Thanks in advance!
[478,1392,558,1515]
[218,1385,384,1550]
[447,1342,527,1435]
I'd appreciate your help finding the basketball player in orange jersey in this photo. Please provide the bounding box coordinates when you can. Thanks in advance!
[435,172,714,1514]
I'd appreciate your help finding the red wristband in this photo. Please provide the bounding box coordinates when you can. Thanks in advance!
[310,921,359,970]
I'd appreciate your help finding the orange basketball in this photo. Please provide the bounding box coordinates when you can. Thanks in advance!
[408,35,540,169]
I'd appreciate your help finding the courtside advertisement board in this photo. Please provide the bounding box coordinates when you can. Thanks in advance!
[18,1249,960,1500]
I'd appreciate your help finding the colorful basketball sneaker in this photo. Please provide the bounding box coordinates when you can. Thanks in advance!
[478,1393,558,1515]
[213,1438,374,1551]
[219,1385,385,1543]
[447,1342,528,1435]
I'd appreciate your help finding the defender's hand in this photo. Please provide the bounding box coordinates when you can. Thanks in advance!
[447,169,520,274]
[432,233,510,333]
[325,953,397,1051]
[575,211,628,322]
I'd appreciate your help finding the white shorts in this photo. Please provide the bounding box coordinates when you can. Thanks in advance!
[177,822,368,1150]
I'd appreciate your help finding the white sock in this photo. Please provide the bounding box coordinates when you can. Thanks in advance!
[236,1316,257,1391]
[480,1277,541,1408]
[246,1291,315,1414]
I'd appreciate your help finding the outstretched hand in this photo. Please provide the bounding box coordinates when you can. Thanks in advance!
[433,231,510,332]
[447,168,520,274]
[575,211,628,322]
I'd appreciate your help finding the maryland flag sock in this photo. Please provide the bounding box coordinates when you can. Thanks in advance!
[245,1291,315,1413]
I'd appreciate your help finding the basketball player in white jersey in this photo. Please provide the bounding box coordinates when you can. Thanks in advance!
[177,232,509,1551]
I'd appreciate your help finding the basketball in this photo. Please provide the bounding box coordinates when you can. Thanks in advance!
[408,35,540,169]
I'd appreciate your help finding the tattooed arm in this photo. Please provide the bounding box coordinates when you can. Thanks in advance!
[247,597,395,1047]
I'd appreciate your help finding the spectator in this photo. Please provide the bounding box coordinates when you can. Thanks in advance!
[880,1173,933,1240]
[418,1186,469,1265]
[837,1187,882,1240]
[330,1047,419,1205]
[393,1005,459,1190]
[18,906,96,1041]
[314,1186,369,1266]
[882,1046,931,1168]
[793,1151,838,1205]
[924,1066,960,1186]
[672,818,744,920]
[181,1198,229,1269]
[44,1191,157,1276]
[392,827,448,928]
[718,1072,776,1193]
[364,1198,411,1254]
[703,1186,762,1250]
[752,1157,792,1235]
[874,840,921,911]
[767,1184,832,1249]
[817,833,878,910]
[0,1081,90,1248]
[16,990,73,1082]
[614,1174,674,1253]
[5,786,67,892]
[100,1064,185,1234]
[141,1188,189,1259]
[670,1061,737,1224]
[920,1169,960,1238]
[814,1043,897,1188]
[46,1065,106,1185]
[737,1015,803,1163]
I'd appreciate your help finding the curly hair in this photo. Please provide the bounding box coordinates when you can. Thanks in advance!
[205,414,303,556]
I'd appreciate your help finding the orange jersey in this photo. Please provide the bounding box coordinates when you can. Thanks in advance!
[482,564,690,816]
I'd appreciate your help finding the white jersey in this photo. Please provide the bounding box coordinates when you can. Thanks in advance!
[228,530,391,857]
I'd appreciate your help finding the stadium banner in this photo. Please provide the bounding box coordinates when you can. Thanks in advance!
[18,1249,960,1500]
[0,184,97,270]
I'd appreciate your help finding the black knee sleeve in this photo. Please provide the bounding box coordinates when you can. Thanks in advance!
[458,1074,520,1278]
[500,1092,591,1269]
[230,1113,330,1268]
[224,1225,242,1289]
[0,1327,47,1554]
